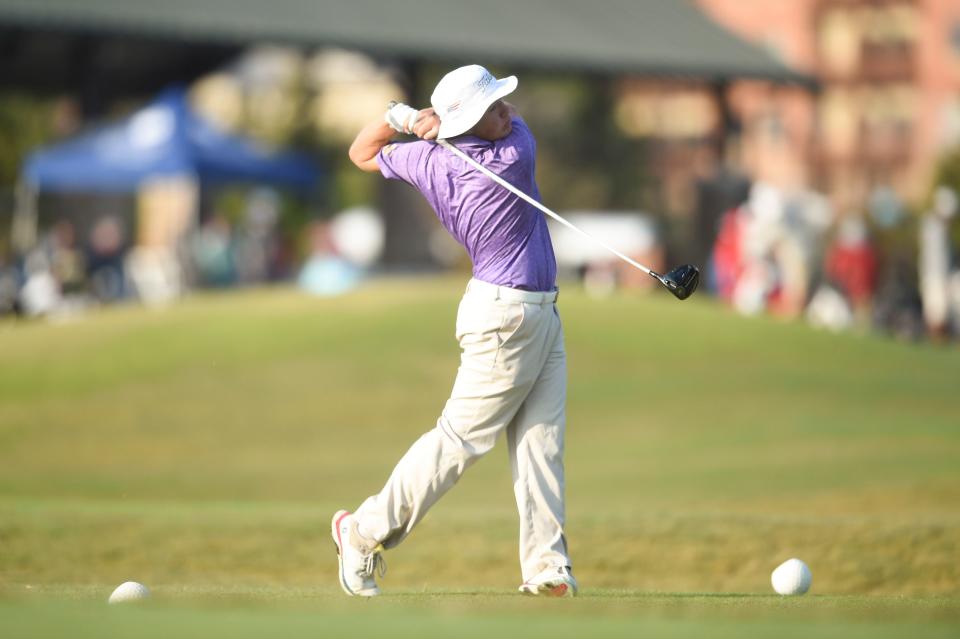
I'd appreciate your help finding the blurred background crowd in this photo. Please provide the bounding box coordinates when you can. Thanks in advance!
[1,0,960,343]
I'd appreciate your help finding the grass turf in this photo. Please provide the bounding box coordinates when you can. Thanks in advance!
[1,275,958,636]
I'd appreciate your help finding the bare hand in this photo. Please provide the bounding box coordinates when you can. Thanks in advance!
[411,108,441,140]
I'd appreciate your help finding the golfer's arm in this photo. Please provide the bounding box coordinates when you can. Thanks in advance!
[348,119,396,173]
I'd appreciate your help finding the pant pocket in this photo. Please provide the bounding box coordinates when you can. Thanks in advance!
[496,302,526,351]
[456,297,506,368]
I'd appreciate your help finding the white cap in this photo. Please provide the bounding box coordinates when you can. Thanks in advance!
[430,65,517,139]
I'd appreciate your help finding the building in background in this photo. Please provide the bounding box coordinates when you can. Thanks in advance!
[698,0,960,211]
[0,0,812,282]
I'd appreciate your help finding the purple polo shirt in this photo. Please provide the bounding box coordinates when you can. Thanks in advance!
[377,116,557,292]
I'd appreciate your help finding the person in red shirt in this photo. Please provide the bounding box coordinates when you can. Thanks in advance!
[825,217,878,314]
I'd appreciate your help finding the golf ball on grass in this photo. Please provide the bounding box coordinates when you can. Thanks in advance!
[771,558,812,595]
[108,581,151,604]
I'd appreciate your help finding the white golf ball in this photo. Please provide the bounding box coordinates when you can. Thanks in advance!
[771,558,812,595]
[108,581,151,604]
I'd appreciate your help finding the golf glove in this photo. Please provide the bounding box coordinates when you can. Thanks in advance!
[385,101,419,134]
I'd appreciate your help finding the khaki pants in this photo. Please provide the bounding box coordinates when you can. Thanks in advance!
[355,278,571,581]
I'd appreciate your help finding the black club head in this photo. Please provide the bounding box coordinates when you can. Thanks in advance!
[654,264,700,300]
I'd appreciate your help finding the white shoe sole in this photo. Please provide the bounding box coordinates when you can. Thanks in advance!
[519,580,577,597]
[331,509,379,597]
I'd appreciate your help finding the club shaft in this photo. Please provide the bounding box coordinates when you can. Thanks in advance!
[437,139,654,276]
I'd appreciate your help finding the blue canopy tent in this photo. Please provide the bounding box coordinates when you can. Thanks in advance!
[21,88,319,192]
[9,89,320,302]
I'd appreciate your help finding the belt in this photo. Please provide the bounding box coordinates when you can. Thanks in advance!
[466,278,558,304]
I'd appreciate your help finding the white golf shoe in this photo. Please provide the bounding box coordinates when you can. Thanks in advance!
[518,565,578,597]
[331,510,386,597]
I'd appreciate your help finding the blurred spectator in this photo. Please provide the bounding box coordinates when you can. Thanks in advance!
[731,182,793,316]
[806,284,853,333]
[711,185,779,316]
[919,187,958,340]
[86,215,127,302]
[329,206,386,270]
[0,260,19,316]
[873,257,925,342]
[710,204,746,301]
[713,182,830,318]
[868,186,906,230]
[47,218,86,297]
[190,213,236,287]
[769,191,830,318]
[18,250,60,317]
[297,220,363,296]
[235,188,281,284]
[825,216,878,321]
[767,228,809,318]
[125,246,183,306]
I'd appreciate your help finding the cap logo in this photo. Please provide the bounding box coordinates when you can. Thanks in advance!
[446,100,461,113]
[475,72,493,92]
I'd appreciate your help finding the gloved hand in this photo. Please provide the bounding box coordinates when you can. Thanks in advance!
[385,101,419,134]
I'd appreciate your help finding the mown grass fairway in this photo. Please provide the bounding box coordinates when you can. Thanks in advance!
[1,276,958,637]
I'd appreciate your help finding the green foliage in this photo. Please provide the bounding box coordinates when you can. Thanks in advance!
[931,146,960,197]
[930,145,960,247]
[209,187,249,226]
[204,185,317,264]
[0,93,56,187]
[325,152,379,212]
[510,73,653,212]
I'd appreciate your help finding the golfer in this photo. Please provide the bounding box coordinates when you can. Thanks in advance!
[334,64,576,598]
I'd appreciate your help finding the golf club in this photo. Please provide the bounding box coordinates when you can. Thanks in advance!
[437,139,699,300]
